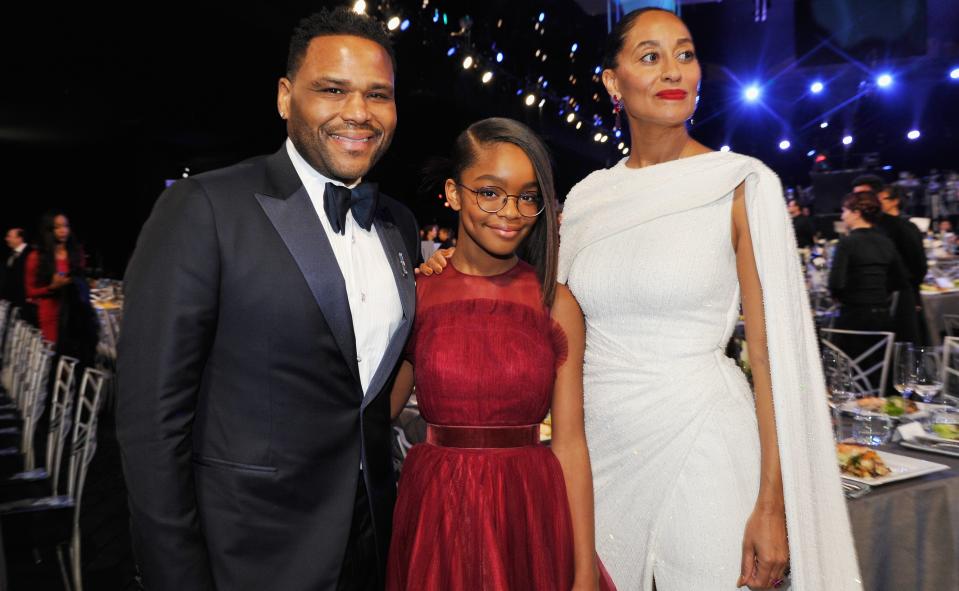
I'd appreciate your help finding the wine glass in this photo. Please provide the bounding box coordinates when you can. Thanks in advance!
[823,349,855,440]
[909,346,944,404]
[893,342,917,399]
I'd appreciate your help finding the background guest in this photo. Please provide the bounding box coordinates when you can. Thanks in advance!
[787,198,816,248]
[24,211,98,361]
[1,227,35,323]
[420,223,439,263]
[829,192,914,351]
[436,226,455,249]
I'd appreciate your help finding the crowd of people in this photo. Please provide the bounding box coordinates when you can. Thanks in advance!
[1,212,98,364]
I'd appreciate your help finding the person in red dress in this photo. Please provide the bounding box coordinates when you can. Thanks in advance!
[24,211,84,344]
[387,118,614,591]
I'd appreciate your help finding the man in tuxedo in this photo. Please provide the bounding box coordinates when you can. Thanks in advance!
[1,228,32,316]
[116,8,417,591]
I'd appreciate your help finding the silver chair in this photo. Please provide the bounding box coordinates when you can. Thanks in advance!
[944,314,959,338]
[820,329,895,396]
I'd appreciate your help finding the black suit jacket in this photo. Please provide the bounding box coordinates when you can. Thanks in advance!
[1,245,31,308]
[116,146,418,591]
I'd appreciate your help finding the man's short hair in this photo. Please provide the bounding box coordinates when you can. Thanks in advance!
[7,228,24,239]
[286,7,396,78]
[851,174,885,193]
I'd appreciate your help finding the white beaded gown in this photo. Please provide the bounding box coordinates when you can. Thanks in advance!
[558,152,862,591]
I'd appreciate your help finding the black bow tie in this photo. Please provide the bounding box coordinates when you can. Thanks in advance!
[323,182,379,235]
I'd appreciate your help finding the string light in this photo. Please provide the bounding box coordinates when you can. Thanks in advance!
[352,0,366,14]
[842,135,853,146]
[462,56,473,69]
[387,16,401,30]
[525,94,536,106]
[907,129,921,140]
[576,121,583,129]
[566,113,576,123]
[820,121,829,129]
[593,132,602,142]
[481,71,493,83]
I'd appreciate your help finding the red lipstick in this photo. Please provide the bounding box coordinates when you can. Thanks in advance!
[656,89,688,100]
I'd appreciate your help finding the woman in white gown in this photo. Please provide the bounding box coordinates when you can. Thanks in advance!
[556,8,862,591]
[421,8,862,590]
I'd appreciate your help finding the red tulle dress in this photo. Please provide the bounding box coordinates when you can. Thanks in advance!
[387,261,613,591]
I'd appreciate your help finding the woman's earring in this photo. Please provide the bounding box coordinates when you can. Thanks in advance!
[612,96,623,131]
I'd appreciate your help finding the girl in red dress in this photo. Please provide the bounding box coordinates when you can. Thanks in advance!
[24,211,84,345]
[387,118,613,590]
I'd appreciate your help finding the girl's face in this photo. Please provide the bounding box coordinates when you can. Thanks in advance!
[445,142,540,260]
[603,10,701,129]
[53,215,70,243]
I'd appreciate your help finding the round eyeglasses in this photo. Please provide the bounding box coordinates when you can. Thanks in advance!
[456,183,546,218]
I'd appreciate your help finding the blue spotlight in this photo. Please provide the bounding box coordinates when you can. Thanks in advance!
[778,140,791,151]
[907,129,921,140]
[614,129,622,138]
[496,52,504,63]
[820,121,829,129]
[594,66,601,75]
[538,12,545,22]
[400,19,410,31]
[882,165,893,171]
[876,73,893,88]
[720,145,731,152]
[950,68,959,80]
[571,43,578,53]
[516,88,523,96]
[806,149,816,157]
[542,80,549,89]
[842,135,853,146]
[446,47,456,57]
[743,84,761,102]
[810,81,824,94]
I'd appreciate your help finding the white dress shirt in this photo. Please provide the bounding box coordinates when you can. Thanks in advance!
[286,139,403,395]
[6,243,26,268]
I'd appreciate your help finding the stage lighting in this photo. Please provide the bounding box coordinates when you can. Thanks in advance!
[539,12,545,22]
[876,73,893,88]
[950,68,959,80]
[778,140,791,151]
[571,43,578,53]
[618,142,625,150]
[400,19,411,31]
[446,47,456,57]
[806,149,816,157]
[525,94,536,106]
[820,121,829,129]
[566,113,576,123]
[432,9,439,22]
[538,99,546,108]
[907,129,921,140]
[593,132,602,142]
[594,66,601,75]
[614,129,622,138]
[352,0,366,14]
[576,121,583,129]
[387,17,401,31]
[720,145,731,152]
[496,52,504,63]
[462,56,473,69]
[842,135,853,145]
[481,71,493,84]
[744,85,761,102]
[810,81,824,94]
[601,135,608,143]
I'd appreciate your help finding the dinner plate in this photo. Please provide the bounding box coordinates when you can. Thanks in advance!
[838,400,946,421]
[841,450,949,486]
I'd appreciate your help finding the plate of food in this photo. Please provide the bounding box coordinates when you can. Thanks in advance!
[839,396,940,420]
[837,443,949,486]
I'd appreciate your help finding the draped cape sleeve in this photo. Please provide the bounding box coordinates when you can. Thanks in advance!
[558,152,863,590]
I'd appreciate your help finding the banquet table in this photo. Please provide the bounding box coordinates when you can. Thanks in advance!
[920,289,959,345]
[846,443,959,591]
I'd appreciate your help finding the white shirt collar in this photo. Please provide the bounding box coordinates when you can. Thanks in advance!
[14,243,26,255]
[285,138,361,190]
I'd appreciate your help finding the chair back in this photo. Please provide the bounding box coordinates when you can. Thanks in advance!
[21,344,54,470]
[820,329,895,396]
[944,315,959,338]
[47,355,79,493]
[66,368,107,502]
[942,337,959,399]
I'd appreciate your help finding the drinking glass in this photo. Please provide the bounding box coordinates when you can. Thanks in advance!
[909,346,944,403]
[892,342,916,398]
[823,349,855,440]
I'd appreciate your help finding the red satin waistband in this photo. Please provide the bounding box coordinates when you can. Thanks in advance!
[425,423,541,448]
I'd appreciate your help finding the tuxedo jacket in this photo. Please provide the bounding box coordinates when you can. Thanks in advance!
[1,244,31,309]
[116,145,417,591]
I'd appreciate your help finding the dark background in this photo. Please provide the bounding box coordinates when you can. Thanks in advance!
[1,0,957,276]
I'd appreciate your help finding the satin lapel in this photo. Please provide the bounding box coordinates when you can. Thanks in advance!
[255,187,361,386]
[362,207,415,409]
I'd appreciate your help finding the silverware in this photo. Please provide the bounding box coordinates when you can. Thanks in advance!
[841,478,872,499]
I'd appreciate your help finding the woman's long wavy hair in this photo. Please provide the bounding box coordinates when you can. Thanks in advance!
[35,210,83,286]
